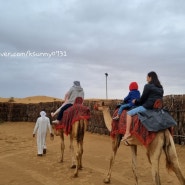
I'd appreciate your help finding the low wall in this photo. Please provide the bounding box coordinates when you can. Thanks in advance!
[0,99,119,135]
[0,96,185,139]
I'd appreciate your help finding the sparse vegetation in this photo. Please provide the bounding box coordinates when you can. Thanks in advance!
[8,97,15,102]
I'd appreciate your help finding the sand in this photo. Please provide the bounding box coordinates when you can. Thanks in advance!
[0,121,185,185]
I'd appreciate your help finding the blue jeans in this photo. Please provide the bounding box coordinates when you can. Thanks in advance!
[127,106,147,116]
[118,103,130,115]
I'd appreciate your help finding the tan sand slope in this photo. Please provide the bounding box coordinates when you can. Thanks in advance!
[0,95,62,104]
[0,96,112,104]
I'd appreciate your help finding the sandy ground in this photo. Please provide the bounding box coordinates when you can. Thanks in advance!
[0,122,185,185]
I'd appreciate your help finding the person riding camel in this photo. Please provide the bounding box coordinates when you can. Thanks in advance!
[51,81,84,124]
[113,82,140,120]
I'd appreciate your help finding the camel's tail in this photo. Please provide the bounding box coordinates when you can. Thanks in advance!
[76,119,87,143]
[163,129,178,171]
[163,129,185,184]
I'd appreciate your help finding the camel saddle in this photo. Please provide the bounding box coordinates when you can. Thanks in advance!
[55,97,90,135]
[111,99,174,147]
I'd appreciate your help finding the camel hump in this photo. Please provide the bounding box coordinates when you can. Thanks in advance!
[74,97,83,104]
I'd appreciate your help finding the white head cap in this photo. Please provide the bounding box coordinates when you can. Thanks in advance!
[40,111,46,117]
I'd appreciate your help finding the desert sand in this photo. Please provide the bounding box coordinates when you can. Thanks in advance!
[0,96,185,185]
[0,121,185,185]
[0,96,62,104]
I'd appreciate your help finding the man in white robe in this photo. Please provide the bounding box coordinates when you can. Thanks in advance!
[33,111,53,156]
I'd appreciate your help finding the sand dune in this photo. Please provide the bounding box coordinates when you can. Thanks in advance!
[0,96,112,104]
[0,95,62,104]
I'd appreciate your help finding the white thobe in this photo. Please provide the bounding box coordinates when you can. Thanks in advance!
[33,116,52,155]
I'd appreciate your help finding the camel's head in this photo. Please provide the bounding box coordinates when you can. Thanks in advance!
[94,101,110,112]
[94,101,112,132]
[94,101,104,110]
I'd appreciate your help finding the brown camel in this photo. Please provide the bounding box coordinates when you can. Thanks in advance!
[94,102,185,185]
[52,119,88,177]
[52,99,90,177]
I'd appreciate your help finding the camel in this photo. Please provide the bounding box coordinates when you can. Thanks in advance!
[51,98,90,177]
[94,102,185,185]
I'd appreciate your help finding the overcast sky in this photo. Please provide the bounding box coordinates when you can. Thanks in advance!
[0,0,185,99]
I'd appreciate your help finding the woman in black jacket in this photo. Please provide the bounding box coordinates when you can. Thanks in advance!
[122,71,164,141]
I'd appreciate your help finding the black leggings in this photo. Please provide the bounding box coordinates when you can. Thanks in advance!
[57,103,73,121]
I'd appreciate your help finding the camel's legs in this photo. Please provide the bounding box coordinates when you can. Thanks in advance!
[164,130,185,185]
[60,131,65,163]
[76,120,85,170]
[69,133,76,168]
[74,120,85,177]
[78,140,83,169]
[147,133,163,185]
[104,134,121,183]
[130,145,138,185]
[72,121,81,177]
[73,142,79,177]
[73,140,83,177]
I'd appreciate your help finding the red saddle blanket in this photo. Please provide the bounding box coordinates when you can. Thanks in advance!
[111,109,159,147]
[55,104,90,135]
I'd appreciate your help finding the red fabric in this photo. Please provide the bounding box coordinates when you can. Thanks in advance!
[55,104,90,135]
[74,97,83,104]
[111,109,157,147]
[153,99,163,109]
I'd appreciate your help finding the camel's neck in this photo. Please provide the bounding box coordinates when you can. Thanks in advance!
[101,107,112,132]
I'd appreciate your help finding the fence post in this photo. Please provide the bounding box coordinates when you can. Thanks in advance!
[176,104,181,144]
